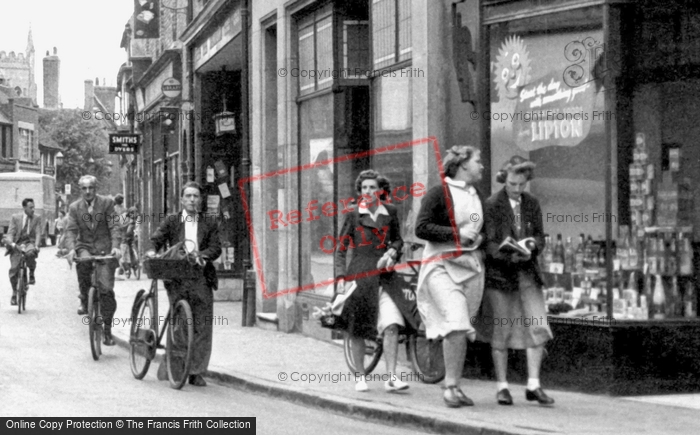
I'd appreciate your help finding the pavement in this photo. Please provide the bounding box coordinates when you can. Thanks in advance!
[105,272,700,435]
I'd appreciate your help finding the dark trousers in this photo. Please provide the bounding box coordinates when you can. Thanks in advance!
[163,277,214,375]
[76,249,117,332]
[9,243,37,293]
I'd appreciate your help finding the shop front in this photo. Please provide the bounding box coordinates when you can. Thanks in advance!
[471,0,700,395]
[182,0,247,288]
[133,50,182,250]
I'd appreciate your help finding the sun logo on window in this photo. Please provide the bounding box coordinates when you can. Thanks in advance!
[494,35,531,101]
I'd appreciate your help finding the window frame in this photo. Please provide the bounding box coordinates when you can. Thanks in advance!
[371,0,412,71]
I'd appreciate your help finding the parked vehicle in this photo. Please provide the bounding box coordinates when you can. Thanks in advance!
[0,172,56,247]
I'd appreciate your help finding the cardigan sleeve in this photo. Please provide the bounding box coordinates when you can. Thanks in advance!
[334,211,356,278]
[484,199,511,263]
[414,186,457,243]
[387,206,404,254]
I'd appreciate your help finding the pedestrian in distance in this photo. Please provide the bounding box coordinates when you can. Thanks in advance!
[475,155,555,406]
[55,210,67,256]
[414,145,486,408]
[147,181,222,387]
[4,198,42,305]
[334,169,407,393]
[65,175,122,345]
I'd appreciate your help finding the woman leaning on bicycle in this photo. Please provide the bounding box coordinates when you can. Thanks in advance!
[334,169,409,393]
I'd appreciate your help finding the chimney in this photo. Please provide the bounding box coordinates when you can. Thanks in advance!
[84,79,94,111]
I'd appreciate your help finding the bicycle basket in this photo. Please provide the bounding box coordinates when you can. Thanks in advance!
[143,258,200,280]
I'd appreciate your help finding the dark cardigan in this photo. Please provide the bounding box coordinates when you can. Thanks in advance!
[415,183,487,247]
[483,188,545,292]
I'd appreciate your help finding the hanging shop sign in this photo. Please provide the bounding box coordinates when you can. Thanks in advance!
[161,77,182,98]
[109,133,141,154]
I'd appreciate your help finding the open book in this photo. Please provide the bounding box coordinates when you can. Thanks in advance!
[498,236,537,256]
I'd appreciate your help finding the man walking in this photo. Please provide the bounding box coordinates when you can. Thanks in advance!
[65,175,121,345]
[148,181,221,386]
[5,198,41,305]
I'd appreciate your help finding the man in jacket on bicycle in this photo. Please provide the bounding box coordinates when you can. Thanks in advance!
[65,175,121,346]
[147,181,221,387]
[5,198,41,305]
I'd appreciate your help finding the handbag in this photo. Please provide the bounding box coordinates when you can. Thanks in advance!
[312,302,347,330]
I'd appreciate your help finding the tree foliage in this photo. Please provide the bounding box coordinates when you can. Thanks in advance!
[39,109,113,202]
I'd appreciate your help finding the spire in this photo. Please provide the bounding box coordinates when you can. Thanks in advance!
[26,24,34,54]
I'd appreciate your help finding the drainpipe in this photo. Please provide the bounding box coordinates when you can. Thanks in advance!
[240,0,255,327]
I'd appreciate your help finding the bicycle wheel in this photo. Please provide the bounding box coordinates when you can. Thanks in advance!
[166,300,194,390]
[129,294,157,379]
[343,332,383,375]
[87,287,102,361]
[17,267,26,314]
[407,325,445,384]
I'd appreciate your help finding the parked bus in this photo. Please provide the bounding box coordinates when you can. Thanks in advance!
[0,172,56,247]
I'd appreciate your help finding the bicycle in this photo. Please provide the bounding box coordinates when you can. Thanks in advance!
[129,252,196,390]
[12,246,31,314]
[74,255,118,361]
[343,243,446,384]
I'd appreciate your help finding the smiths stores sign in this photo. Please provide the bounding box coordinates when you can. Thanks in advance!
[109,134,140,154]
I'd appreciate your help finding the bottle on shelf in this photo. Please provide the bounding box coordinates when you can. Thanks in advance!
[597,235,606,276]
[575,234,585,274]
[564,236,575,274]
[657,234,667,275]
[618,226,630,270]
[669,276,681,318]
[542,234,553,272]
[552,233,565,273]
[585,235,597,271]
[629,233,640,270]
[652,274,666,319]
[647,235,658,275]
[667,233,678,276]
[679,233,693,276]
[684,280,696,318]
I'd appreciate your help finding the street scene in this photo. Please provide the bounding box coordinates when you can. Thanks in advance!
[2,0,700,434]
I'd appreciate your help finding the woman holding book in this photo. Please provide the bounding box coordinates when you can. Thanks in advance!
[476,155,554,406]
[334,170,407,393]
[415,145,486,408]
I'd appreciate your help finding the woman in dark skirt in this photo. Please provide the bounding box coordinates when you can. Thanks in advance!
[335,170,406,392]
[476,155,554,406]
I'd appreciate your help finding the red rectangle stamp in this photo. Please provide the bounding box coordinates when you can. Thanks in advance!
[238,136,468,299]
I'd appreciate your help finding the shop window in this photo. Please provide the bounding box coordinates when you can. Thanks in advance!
[1,126,9,157]
[372,0,412,70]
[343,21,370,77]
[19,128,33,162]
[297,4,333,95]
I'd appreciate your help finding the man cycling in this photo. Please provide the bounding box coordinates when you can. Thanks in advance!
[5,198,41,305]
[65,175,121,345]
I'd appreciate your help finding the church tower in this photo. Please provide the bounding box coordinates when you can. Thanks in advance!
[26,26,37,102]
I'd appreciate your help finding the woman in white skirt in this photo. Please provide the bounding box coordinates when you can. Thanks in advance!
[414,145,486,407]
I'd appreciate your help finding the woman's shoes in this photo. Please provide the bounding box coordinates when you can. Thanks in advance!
[444,386,474,408]
[497,388,513,405]
[355,376,369,392]
[384,378,409,393]
[525,388,555,405]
